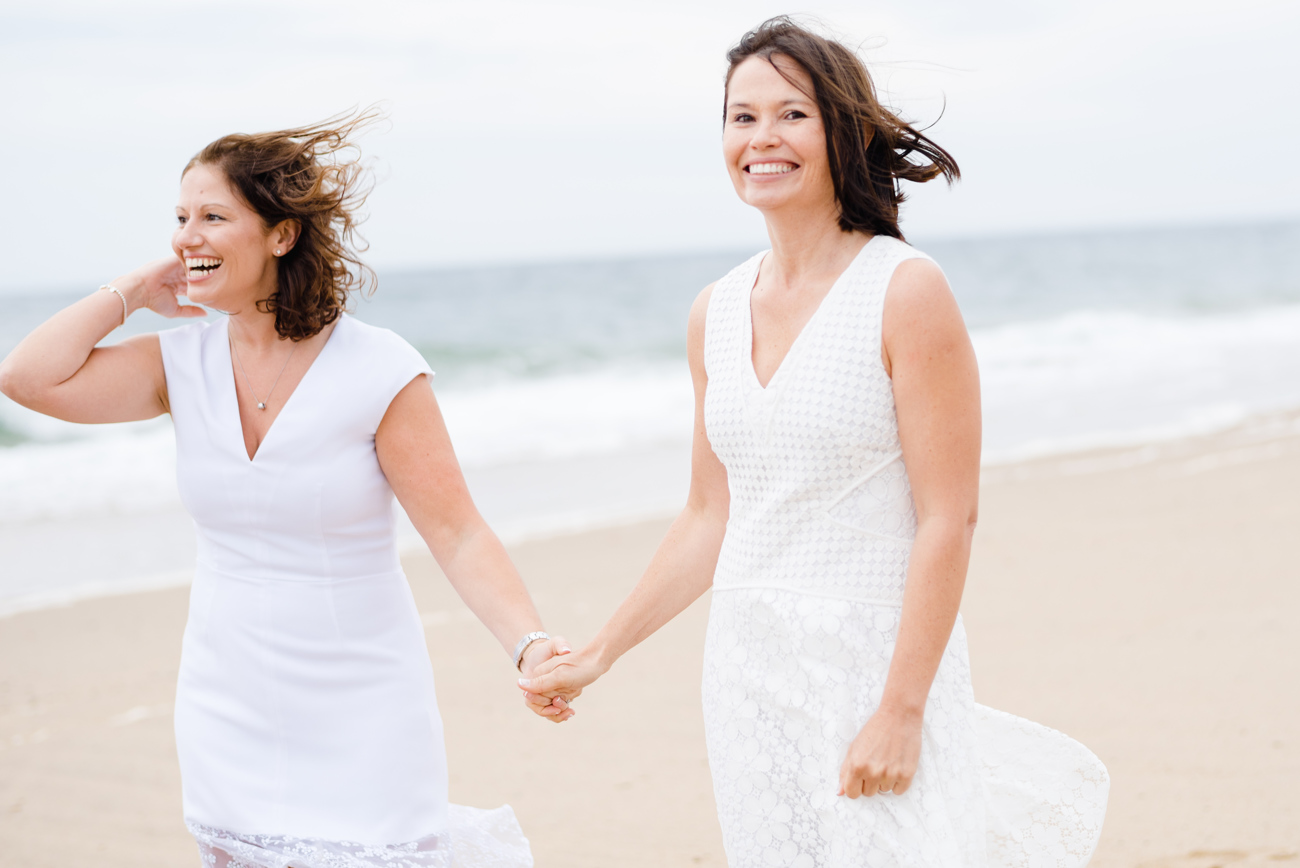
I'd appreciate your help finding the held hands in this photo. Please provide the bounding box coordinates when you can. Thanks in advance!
[838,704,923,798]
[517,636,577,723]
[113,258,205,320]
[517,644,607,724]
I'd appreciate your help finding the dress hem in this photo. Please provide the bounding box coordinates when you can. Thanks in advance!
[188,804,533,868]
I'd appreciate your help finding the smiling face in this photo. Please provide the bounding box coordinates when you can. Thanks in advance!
[723,54,836,217]
[172,163,283,313]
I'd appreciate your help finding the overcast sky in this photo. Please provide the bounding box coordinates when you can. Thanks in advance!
[2,0,1297,290]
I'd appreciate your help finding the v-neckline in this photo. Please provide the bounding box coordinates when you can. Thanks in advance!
[745,237,874,392]
[224,316,343,463]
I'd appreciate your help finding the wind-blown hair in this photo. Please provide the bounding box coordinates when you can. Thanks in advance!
[725,17,959,240]
[184,109,379,341]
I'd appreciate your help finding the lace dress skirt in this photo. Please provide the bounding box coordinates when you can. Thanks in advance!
[702,588,1109,868]
[192,805,532,868]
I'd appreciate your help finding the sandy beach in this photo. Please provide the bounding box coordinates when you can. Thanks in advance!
[2,414,1298,867]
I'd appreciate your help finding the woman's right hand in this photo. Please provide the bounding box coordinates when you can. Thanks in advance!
[518,645,609,723]
[113,257,205,319]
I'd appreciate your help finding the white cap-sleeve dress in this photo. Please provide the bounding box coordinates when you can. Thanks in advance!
[159,314,532,868]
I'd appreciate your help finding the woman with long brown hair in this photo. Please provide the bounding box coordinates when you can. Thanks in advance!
[521,18,1109,866]
[0,114,556,866]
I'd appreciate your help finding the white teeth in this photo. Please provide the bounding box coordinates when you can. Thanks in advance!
[185,257,223,271]
[748,163,795,175]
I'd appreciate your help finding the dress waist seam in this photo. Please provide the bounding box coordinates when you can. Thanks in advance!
[195,561,406,585]
[710,583,904,607]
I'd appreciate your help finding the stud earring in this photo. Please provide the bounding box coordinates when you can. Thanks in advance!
[275,249,282,256]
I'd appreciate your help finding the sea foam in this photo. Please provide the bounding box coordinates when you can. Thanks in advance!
[4,304,1300,526]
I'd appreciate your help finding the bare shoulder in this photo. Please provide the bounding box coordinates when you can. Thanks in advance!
[885,258,957,317]
[882,258,971,374]
[687,281,719,354]
[688,281,719,327]
[884,258,965,335]
[685,281,720,387]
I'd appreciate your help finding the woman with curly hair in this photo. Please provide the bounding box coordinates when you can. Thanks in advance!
[521,18,1109,867]
[0,114,551,867]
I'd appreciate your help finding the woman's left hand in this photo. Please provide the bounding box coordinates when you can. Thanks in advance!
[838,705,924,798]
[518,636,576,722]
[518,643,609,723]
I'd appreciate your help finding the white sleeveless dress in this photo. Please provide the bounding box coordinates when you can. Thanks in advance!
[701,237,1109,867]
[159,315,532,868]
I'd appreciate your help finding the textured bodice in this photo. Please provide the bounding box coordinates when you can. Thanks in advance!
[704,236,933,604]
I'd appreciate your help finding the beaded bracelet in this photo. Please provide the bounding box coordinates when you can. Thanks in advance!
[100,284,128,326]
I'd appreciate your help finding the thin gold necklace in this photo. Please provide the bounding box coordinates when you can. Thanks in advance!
[229,332,298,411]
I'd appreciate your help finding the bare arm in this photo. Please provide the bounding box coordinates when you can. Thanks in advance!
[518,283,730,711]
[375,375,566,685]
[0,259,204,422]
[839,257,982,798]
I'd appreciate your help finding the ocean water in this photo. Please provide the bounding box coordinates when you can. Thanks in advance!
[2,220,1298,610]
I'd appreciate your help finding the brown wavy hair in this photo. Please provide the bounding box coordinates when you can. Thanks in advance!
[725,17,959,241]
[184,109,380,340]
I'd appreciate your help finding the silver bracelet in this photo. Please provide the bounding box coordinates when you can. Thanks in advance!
[100,284,128,326]
[513,630,550,671]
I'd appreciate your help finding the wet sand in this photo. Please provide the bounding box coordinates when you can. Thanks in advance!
[1,416,1298,867]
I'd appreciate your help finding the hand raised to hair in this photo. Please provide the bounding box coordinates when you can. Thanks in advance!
[517,635,576,723]
[112,258,206,319]
[517,644,607,724]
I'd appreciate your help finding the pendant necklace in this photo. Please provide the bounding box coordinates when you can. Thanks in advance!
[230,332,298,411]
